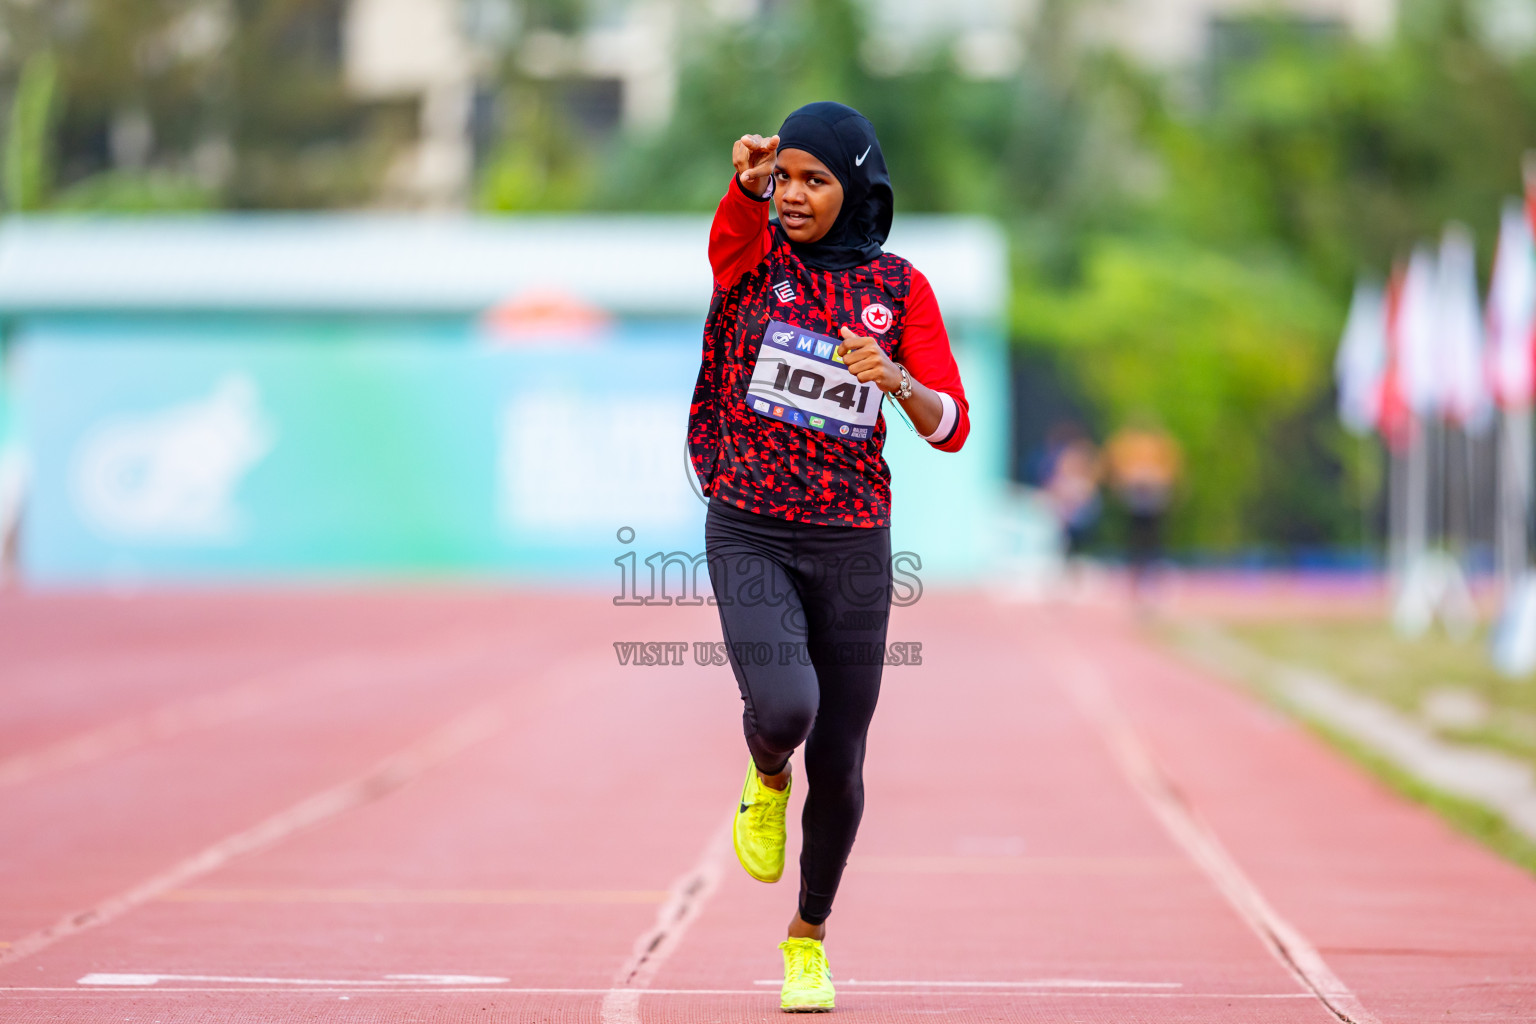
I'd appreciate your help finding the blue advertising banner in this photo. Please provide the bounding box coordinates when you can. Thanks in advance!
[14,317,1006,585]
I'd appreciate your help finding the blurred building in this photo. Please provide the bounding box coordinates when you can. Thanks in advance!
[341,0,682,207]
[7,0,1530,211]
[337,0,1413,207]
[869,0,1396,73]
[344,0,484,207]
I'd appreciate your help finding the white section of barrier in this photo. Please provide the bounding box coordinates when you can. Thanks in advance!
[0,215,1006,323]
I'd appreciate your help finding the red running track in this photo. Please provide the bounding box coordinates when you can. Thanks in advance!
[0,588,1532,1022]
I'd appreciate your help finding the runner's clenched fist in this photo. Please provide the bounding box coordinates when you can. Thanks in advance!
[836,328,902,393]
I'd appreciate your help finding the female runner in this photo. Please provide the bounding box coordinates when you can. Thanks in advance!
[688,101,970,1012]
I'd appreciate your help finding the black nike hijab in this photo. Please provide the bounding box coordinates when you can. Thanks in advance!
[775,102,892,272]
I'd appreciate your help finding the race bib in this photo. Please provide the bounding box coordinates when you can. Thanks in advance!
[746,321,882,441]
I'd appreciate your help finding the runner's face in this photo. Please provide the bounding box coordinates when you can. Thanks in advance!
[773,149,843,244]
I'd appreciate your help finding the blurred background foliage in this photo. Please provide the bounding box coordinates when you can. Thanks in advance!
[1,0,387,210]
[2,0,1534,553]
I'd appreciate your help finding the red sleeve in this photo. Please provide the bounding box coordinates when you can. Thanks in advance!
[708,175,774,289]
[897,268,971,452]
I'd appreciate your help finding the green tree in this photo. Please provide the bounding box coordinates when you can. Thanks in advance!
[1016,237,1339,548]
[1023,1,1536,552]
[223,0,388,208]
[3,50,58,211]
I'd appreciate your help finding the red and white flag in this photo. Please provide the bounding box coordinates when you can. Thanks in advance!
[1335,277,1387,435]
[1487,198,1536,409]
[1378,261,1412,449]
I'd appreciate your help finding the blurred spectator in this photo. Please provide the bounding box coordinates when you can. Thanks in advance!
[1037,421,1102,560]
[1105,420,1182,590]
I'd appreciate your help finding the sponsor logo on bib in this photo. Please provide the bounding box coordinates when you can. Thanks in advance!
[861,303,893,334]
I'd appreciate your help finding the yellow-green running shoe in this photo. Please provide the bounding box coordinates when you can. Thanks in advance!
[733,758,790,883]
[778,937,834,1012]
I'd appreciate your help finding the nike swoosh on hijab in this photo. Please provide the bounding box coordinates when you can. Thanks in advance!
[775,101,893,271]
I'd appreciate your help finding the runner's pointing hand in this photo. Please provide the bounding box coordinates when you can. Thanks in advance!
[733,133,780,196]
[837,328,902,393]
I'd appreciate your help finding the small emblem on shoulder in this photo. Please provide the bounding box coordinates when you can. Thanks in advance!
[861,303,893,334]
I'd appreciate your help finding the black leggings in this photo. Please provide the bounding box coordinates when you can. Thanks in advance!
[705,499,892,926]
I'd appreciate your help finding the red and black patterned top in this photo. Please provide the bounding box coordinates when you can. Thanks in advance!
[687,177,971,528]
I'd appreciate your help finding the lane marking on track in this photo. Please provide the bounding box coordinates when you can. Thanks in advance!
[850,854,1184,875]
[751,978,1180,989]
[13,985,1318,998]
[0,654,591,971]
[1056,650,1381,1024]
[601,818,733,1024]
[0,632,499,789]
[78,973,509,986]
[158,888,668,904]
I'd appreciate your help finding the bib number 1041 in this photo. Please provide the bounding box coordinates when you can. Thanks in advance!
[747,319,881,439]
[768,361,873,413]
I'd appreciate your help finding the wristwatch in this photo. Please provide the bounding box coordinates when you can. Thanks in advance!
[893,363,912,401]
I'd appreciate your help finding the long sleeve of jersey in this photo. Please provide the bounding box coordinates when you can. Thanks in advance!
[898,269,971,452]
[708,176,774,289]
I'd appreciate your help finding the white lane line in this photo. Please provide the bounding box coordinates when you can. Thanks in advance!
[21,985,1318,998]
[0,656,584,970]
[78,973,509,986]
[1057,650,1381,1024]
[850,853,1183,875]
[601,818,733,1024]
[751,978,1181,989]
[0,632,498,789]
[158,888,668,904]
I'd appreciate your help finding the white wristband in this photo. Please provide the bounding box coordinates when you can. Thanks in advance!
[920,391,958,444]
